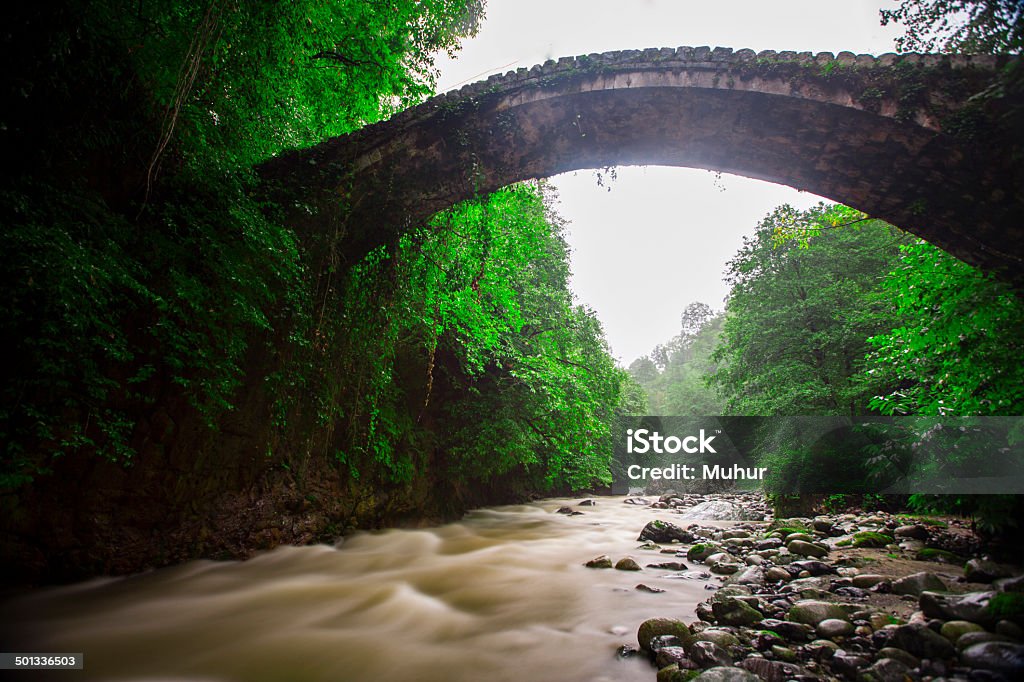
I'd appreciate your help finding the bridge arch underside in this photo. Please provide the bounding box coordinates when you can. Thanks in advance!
[287,71,1021,280]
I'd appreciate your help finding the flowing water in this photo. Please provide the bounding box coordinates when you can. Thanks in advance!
[2,497,728,682]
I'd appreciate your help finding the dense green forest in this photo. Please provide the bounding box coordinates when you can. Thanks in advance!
[629,202,1024,524]
[1,0,638,575]
[1,0,1023,581]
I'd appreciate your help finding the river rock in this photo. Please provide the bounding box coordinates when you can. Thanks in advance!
[639,618,692,651]
[711,596,763,626]
[624,497,651,505]
[683,500,760,520]
[690,640,732,668]
[687,544,722,562]
[892,571,946,596]
[725,566,764,586]
[957,631,1017,651]
[965,558,1016,583]
[787,540,828,558]
[755,537,783,551]
[784,532,815,544]
[787,600,853,626]
[636,583,666,593]
[578,498,595,506]
[740,657,804,682]
[878,647,919,668]
[830,650,871,678]
[888,622,956,659]
[960,641,1024,675]
[894,524,929,540]
[851,573,888,588]
[615,557,642,571]
[656,647,699,670]
[789,560,836,576]
[584,554,612,568]
[863,657,914,682]
[765,566,791,582]
[647,561,688,571]
[940,619,985,643]
[693,629,740,649]
[639,520,695,544]
[920,590,996,626]
[816,618,855,639]
[691,667,760,682]
[759,618,815,642]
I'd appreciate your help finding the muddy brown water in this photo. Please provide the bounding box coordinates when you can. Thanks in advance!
[2,496,734,682]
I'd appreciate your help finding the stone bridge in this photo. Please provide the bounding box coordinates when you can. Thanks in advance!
[259,46,1023,280]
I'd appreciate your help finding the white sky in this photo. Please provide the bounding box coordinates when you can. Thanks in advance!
[434,1,904,365]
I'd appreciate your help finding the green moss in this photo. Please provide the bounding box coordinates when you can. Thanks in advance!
[988,593,1024,620]
[852,531,894,548]
[916,547,962,564]
[836,539,853,547]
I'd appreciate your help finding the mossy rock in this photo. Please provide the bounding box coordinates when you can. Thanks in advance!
[989,592,1024,623]
[836,539,853,547]
[916,547,964,564]
[639,618,693,651]
[852,531,894,548]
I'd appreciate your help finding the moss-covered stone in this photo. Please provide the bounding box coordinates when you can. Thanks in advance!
[852,531,894,548]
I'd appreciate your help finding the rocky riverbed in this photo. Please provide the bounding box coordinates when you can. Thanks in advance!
[582,492,1024,681]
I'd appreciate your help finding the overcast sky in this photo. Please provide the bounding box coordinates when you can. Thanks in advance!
[434,1,904,365]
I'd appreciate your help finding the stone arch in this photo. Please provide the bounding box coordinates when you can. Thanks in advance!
[259,47,1022,280]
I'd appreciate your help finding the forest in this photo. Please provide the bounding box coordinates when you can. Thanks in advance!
[1,0,1022,584]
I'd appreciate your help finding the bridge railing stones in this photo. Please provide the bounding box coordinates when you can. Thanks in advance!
[268,46,1010,180]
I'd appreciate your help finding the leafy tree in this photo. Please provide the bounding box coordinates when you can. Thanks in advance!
[1,1,487,486]
[709,204,911,416]
[880,0,1022,54]
[865,240,1024,417]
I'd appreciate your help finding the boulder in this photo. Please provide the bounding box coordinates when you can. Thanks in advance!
[960,641,1024,675]
[638,618,692,651]
[690,640,732,668]
[615,557,642,571]
[888,622,956,659]
[680,500,756,520]
[892,571,946,596]
[787,600,853,627]
[965,558,1015,583]
[940,619,985,643]
[711,596,763,626]
[816,618,855,639]
[919,590,996,626]
[787,540,828,558]
[639,520,695,544]
[584,554,612,568]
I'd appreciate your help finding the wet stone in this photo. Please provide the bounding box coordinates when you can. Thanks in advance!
[817,618,856,639]
[959,641,1024,676]
[639,520,695,544]
[615,557,642,571]
[690,640,733,668]
[892,571,945,596]
[636,583,666,593]
[585,554,612,569]
[888,622,956,659]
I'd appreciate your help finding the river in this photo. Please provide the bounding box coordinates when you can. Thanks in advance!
[1,496,725,682]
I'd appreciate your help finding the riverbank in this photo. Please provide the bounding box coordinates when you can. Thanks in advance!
[594,492,1024,681]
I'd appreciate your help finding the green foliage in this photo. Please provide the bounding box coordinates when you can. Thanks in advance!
[628,302,725,415]
[880,1,1022,54]
[1,1,487,487]
[710,204,911,416]
[852,531,894,548]
[322,183,627,489]
[864,240,1024,417]
[988,592,1024,620]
